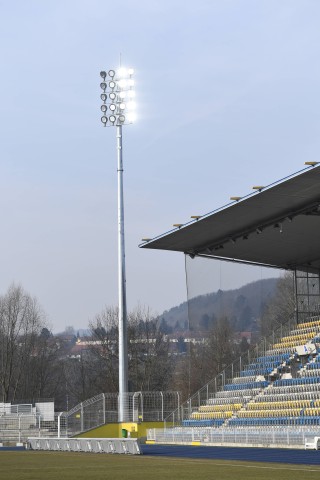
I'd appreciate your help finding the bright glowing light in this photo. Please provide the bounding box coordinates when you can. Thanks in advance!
[119,79,127,88]
[118,68,127,78]
[127,112,136,122]
[99,65,136,128]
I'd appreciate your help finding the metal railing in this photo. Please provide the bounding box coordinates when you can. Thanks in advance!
[148,426,320,448]
[0,413,67,444]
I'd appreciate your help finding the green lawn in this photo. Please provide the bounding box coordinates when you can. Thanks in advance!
[1,451,320,480]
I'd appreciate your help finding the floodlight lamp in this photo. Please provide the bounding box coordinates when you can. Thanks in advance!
[101,115,108,124]
[128,68,134,75]
[108,69,115,78]
[127,101,136,110]
[119,115,125,123]
[100,71,107,79]
[128,79,134,86]
[110,104,116,111]
[119,103,126,110]
[109,92,116,101]
[100,93,107,102]
[101,105,108,112]
[109,115,116,123]
[100,82,107,91]
[128,90,135,98]
[119,91,126,99]
[109,81,116,89]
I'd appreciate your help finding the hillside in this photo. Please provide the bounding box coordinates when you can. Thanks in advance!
[158,277,279,333]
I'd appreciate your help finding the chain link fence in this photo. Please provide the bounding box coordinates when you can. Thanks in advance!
[64,391,180,436]
[0,391,180,444]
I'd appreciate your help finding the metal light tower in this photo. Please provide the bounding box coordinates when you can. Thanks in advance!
[99,67,136,422]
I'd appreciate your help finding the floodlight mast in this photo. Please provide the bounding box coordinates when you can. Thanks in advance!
[99,67,136,422]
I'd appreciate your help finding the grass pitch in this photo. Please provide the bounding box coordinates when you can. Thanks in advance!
[1,451,320,480]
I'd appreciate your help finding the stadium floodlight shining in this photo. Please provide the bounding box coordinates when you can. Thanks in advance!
[127,101,136,110]
[119,79,127,88]
[127,112,136,123]
[99,64,136,423]
[118,67,127,78]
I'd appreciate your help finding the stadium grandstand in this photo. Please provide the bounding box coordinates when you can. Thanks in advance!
[141,164,320,448]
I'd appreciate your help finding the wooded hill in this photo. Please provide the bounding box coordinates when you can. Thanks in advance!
[158,278,279,334]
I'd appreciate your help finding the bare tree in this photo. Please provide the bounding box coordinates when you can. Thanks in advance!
[88,305,174,396]
[128,306,173,391]
[88,307,119,394]
[260,273,295,337]
[0,284,47,402]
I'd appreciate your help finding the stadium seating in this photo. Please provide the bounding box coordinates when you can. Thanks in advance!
[181,317,320,430]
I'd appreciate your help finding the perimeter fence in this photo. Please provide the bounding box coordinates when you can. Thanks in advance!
[64,391,180,436]
[0,391,179,444]
[0,412,67,444]
[147,426,320,448]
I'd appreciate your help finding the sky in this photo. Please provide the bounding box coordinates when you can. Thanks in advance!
[0,1,320,332]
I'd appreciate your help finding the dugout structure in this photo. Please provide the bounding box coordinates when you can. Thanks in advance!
[140,165,320,323]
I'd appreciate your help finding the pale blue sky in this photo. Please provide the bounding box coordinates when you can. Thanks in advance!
[0,1,319,331]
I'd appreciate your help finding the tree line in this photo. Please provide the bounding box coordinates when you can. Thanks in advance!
[0,275,294,411]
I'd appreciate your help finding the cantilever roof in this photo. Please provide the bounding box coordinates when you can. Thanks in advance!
[140,166,320,271]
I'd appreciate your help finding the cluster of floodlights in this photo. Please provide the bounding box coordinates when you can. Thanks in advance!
[100,68,136,127]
